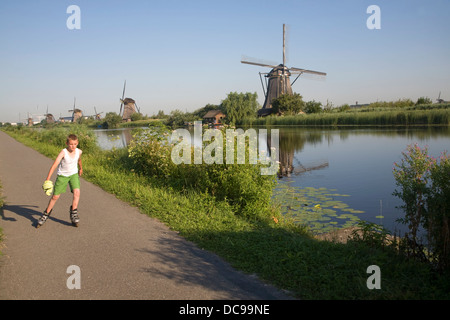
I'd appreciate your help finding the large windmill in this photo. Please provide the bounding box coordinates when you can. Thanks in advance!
[119,80,140,121]
[241,24,326,116]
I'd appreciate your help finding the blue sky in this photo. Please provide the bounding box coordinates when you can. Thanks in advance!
[1,0,449,123]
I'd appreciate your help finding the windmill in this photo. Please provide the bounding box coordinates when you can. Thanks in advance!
[68,97,83,122]
[94,107,103,120]
[241,24,327,116]
[436,92,449,104]
[119,80,140,121]
[45,106,55,124]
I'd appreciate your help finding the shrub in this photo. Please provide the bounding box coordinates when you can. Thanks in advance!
[128,126,175,178]
[393,144,450,271]
[128,125,277,220]
[102,112,122,129]
[272,93,304,115]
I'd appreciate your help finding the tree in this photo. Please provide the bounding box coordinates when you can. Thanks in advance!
[416,97,433,105]
[271,93,304,115]
[304,100,323,114]
[221,92,259,124]
[338,104,350,112]
[152,110,168,120]
[192,104,223,119]
[103,112,122,128]
[323,100,334,113]
[165,109,197,128]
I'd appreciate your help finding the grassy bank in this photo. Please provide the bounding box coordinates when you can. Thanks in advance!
[2,125,450,299]
[240,105,450,127]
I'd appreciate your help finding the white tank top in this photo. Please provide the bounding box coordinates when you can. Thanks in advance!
[57,148,80,176]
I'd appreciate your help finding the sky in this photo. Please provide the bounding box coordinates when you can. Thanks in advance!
[1,0,449,123]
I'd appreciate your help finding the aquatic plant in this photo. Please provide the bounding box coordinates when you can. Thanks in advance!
[274,182,363,234]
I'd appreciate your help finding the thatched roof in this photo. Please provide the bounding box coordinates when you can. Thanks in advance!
[123,98,135,105]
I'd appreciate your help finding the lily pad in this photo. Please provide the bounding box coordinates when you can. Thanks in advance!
[273,183,364,234]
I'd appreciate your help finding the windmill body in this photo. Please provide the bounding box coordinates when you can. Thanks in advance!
[242,24,326,117]
[44,106,55,124]
[259,65,294,116]
[45,113,55,124]
[436,92,449,104]
[68,97,83,123]
[119,80,140,121]
[121,98,136,121]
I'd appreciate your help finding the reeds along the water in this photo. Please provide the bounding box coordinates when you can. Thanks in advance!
[240,108,450,127]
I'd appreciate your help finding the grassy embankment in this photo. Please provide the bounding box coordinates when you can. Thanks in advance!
[2,125,450,299]
[240,103,450,127]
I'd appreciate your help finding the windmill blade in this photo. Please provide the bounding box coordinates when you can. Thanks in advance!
[122,80,126,100]
[241,55,278,68]
[135,102,140,114]
[283,24,286,67]
[241,60,278,69]
[119,80,126,115]
[290,67,327,76]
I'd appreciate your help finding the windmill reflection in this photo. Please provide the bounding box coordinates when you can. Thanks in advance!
[266,128,328,178]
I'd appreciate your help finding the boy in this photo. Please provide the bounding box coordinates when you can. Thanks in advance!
[38,134,83,228]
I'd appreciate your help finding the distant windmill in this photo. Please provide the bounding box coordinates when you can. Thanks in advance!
[241,24,327,116]
[45,106,55,124]
[119,80,140,121]
[68,97,83,122]
[94,107,103,120]
[436,92,449,104]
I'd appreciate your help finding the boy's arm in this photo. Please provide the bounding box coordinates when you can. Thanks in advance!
[78,150,83,176]
[46,150,64,181]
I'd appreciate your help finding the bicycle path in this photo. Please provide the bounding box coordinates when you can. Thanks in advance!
[0,131,291,300]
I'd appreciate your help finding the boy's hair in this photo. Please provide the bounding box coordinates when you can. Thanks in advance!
[67,134,78,142]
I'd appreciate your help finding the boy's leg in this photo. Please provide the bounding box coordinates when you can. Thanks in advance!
[46,194,60,213]
[37,194,59,228]
[38,175,66,228]
[68,174,81,226]
[46,174,68,212]
[72,188,80,210]
[68,174,81,210]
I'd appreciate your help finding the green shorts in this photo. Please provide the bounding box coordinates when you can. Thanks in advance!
[54,173,80,195]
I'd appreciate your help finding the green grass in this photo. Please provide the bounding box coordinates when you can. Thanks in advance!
[240,106,450,127]
[2,126,450,299]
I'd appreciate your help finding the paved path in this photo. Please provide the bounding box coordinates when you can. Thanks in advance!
[0,131,290,300]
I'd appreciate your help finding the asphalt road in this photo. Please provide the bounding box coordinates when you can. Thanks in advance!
[0,131,291,300]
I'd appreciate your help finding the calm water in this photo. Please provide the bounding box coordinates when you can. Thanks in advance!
[94,126,450,234]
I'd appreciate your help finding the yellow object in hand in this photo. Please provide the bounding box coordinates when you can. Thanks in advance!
[42,180,53,196]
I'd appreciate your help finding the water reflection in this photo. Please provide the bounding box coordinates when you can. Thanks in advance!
[94,128,133,150]
[272,128,329,178]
